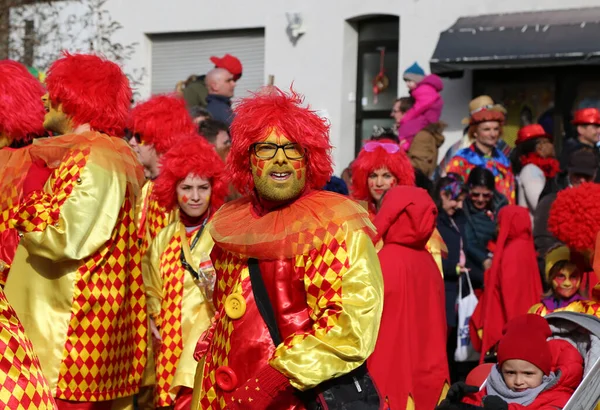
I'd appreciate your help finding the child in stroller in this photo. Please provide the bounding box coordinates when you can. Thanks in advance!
[437,314,585,409]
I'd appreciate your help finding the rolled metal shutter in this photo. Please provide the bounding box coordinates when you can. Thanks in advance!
[150,28,265,98]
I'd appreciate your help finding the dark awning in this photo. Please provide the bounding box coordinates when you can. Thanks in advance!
[430,7,600,76]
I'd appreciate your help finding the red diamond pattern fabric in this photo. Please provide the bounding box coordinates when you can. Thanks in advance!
[0,289,56,409]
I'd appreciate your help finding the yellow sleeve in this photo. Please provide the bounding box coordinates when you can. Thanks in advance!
[270,229,384,390]
[142,226,172,319]
[11,145,126,262]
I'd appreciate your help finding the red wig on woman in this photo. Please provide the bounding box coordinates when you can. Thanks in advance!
[351,139,415,201]
[0,60,45,144]
[45,52,131,137]
[228,87,333,194]
[129,94,197,155]
[153,135,228,215]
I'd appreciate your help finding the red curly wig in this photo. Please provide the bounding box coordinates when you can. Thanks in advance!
[0,60,45,142]
[129,94,197,155]
[548,182,600,253]
[153,135,228,214]
[228,87,333,194]
[351,139,415,201]
[46,52,131,137]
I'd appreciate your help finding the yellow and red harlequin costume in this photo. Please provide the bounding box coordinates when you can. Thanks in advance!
[142,136,228,407]
[0,60,47,285]
[445,108,515,204]
[0,61,57,409]
[4,54,148,408]
[192,88,384,410]
[129,94,197,255]
[350,139,448,275]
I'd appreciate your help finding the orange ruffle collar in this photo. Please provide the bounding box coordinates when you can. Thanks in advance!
[208,190,376,259]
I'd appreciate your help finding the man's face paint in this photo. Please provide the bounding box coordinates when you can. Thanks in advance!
[552,267,581,299]
[250,129,307,202]
[42,93,74,135]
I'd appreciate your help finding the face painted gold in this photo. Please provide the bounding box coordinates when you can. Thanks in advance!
[551,266,581,299]
[0,132,11,149]
[251,129,307,202]
[42,93,74,135]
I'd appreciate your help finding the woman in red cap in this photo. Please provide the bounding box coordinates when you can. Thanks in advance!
[143,135,228,409]
[439,314,583,410]
[559,107,600,172]
[512,124,559,225]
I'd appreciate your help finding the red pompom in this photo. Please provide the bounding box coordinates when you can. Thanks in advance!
[228,87,333,194]
[153,135,228,213]
[46,52,131,137]
[129,94,197,155]
[0,60,45,142]
[548,182,600,252]
[351,139,415,201]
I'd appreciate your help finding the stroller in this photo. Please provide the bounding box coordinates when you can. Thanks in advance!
[546,311,600,410]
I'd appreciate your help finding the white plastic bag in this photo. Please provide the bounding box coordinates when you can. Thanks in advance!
[454,271,480,362]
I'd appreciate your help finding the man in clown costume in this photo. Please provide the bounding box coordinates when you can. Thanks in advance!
[128,94,198,255]
[0,60,59,410]
[191,87,383,409]
[5,53,147,410]
[0,60,48,285]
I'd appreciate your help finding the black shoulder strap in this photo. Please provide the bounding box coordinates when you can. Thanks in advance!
[247,258,283,346]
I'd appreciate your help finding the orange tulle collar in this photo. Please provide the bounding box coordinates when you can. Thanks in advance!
[208,190,376,259]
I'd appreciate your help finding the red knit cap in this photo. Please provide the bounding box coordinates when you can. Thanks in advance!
[497,314,552,375]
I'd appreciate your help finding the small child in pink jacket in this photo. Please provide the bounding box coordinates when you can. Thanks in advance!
[398,62,444,151]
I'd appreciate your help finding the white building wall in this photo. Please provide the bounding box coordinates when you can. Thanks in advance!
[23,0,600,173]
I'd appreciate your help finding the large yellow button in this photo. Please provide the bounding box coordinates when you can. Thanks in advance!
[224,293,246,320]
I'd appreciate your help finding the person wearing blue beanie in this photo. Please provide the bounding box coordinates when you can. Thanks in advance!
[403,62,426,90]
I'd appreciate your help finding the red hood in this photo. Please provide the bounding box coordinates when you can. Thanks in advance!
[497,205,532,241]
[374,186,437,248]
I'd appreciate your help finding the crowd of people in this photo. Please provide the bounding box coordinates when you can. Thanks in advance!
[1,50,600,410]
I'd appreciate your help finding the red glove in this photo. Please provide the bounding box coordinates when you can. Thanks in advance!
[224,364,291,410]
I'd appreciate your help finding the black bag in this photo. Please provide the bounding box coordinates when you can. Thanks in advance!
[248,258,382,410]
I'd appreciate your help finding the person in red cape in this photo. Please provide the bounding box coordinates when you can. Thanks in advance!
[0,60,48,285]
[190,87,383,410]
[368,185,450,410]
[474,206,542,362]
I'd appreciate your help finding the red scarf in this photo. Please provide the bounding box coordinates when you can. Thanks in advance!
[519,153,560,178]
[179,209,208,228]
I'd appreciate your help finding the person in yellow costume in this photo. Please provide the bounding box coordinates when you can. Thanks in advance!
[0,60,49,285]
[0,60,58,410]
[191,88,384,409]
[540,182,600,318]
[142,135,228,409]
[127,94,198,255]
[5,53,147,410]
